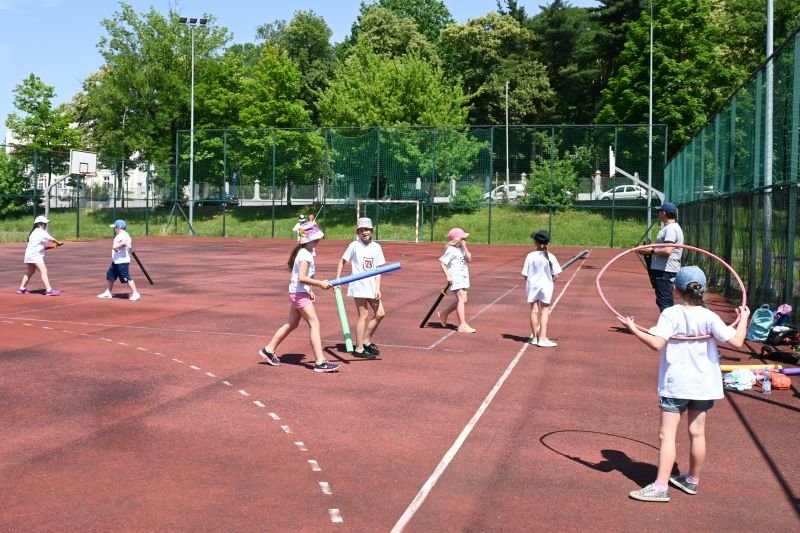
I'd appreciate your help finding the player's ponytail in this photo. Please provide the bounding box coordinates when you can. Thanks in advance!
[532,230,554,277]
[287,243,304,270]
[680,281,706,307]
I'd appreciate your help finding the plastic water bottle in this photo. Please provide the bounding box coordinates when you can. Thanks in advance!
[762,367,772,395]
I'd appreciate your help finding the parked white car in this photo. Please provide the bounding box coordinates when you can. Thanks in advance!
[597,185,647,201]
[484,183,527,201]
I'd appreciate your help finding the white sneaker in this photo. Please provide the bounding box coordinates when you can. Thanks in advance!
[537,339,557,348]
[97,291,112,299]
[129,292,141,302]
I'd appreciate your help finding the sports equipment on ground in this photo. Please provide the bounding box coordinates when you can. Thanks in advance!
[420,282,451,328]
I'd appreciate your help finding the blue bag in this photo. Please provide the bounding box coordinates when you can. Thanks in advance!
[746,304,774,341]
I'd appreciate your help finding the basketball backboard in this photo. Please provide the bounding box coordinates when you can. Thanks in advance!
[69,149,97,175]
[609,146,616,178]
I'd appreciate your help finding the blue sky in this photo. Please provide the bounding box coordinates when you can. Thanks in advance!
[0,0,598,141]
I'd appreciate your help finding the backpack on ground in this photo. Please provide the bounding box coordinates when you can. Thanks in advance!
[764,324,800,347]
[758,344,800,365]
[746,304,774,341]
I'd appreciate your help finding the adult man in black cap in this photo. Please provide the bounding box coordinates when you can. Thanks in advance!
[640,202,684,311]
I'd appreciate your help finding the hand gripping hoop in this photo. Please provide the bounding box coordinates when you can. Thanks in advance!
[596,243,747,340]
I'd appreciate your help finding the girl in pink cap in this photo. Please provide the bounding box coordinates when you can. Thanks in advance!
[437,227,475,333]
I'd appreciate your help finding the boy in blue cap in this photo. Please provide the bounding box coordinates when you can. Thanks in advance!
[639,202,683,311]
[97,219,141,301]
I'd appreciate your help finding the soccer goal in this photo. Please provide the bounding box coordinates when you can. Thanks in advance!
[356,200,420,243]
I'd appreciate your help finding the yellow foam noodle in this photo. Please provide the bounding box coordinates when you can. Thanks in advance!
[720,364,783,371]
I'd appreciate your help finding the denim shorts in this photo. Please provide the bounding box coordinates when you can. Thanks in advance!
[660,397,714,413]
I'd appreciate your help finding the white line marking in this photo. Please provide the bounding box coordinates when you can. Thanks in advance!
[391,343,531,532]
[268,412,280,420]
[137,347,148,351]
[23,323,31,327]
[154,352,163,356]
[294,441,308,451]
[281,425,292,434]
[189,365,201,370]
[222,381,232,386]
[43,326,53,330]
[328,509,343,523]
[428,285,517,349]
[100,337,111,342]
[319,481,332,495]
[205,372,217,378]
[253,400,265,408]
[80,333,90,336]
[117,342,127,345]
[172,358,183,363]
[238,389,250,397]
[308,460,321,472]
[63,330,73,334]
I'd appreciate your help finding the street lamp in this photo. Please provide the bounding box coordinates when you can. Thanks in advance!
[179,16,208,233]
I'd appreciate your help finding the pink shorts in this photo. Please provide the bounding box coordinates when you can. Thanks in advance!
[289,291,313,309]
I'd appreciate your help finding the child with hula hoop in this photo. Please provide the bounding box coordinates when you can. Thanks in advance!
[618,265,749,502]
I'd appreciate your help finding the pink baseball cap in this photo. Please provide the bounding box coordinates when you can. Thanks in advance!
[447,227,469,240]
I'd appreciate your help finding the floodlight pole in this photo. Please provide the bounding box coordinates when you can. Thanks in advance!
[179,16,208,234]
[505,80,510,191]
[760,0,774,298]
[647,0,654,230]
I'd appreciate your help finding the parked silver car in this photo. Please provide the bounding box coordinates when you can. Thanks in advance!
[597,185,647,201]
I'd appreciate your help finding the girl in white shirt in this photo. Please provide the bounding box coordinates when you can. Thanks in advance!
[521,230,562,347]
[18,215,63,296]
[618,266,749,503]
[258,221,339,373]
[438,227,475,333]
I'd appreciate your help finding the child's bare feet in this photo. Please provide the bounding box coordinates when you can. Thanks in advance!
[457,325,476,333]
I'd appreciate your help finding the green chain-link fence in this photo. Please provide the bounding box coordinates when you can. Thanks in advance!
[665,27,800,314]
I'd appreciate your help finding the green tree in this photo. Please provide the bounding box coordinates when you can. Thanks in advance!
[529,0,603,123]
[524,132,586,207]
[6,74,80,151]
[256,10,335,124]
[356,0,454,43]
[0,150,32,216]
[439,13,553,125]
[592,0,643,87]
[596,0,734,154]
[351,6,438,61]
[74,3,230,164]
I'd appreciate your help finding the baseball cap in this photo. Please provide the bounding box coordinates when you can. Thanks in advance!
[531,230,550,244]
[357,217,373,229]
[672,266,706,292]
[657,202,678,216]
[448,228,469,240]
[110,219,127,229]
[34,215,49,224]
[298,221,324,244]
[298,214,306,222]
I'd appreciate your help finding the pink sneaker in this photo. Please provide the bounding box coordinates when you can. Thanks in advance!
[16,288,27,294]
[45,289,62,296]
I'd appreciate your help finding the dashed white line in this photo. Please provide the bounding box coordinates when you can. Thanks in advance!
[205,372,217,378]
[294,442,308,451]
[222,381,232,386]
[281,425,292,434]
[253,400,265,408]
[238,389,250,397]
[117,342,127,346]
[100,338,112,342]
[43,326,53,330]
[189,365,201,371]
[308,460,321,472]
[23,323,31,327]
[172,358,183,363]
[137,347,148,351]
[328,509,343,523]
[319,482,332,495]
[268,412,280,420]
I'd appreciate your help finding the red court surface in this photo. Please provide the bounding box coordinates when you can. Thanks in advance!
[1,236,798,531]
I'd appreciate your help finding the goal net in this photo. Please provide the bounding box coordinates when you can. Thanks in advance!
[356,200,420,243]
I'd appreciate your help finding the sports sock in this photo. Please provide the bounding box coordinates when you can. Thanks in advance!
[686,475,699,484]
[653,481,668,491]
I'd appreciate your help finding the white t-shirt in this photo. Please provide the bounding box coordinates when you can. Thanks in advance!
[521,250,562,304]
[23,227,55,263]
[289,247,315,294]
[111,230,132,264]
[439,245,470,290]
[650,305,736,400]
[341,240,385,298]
